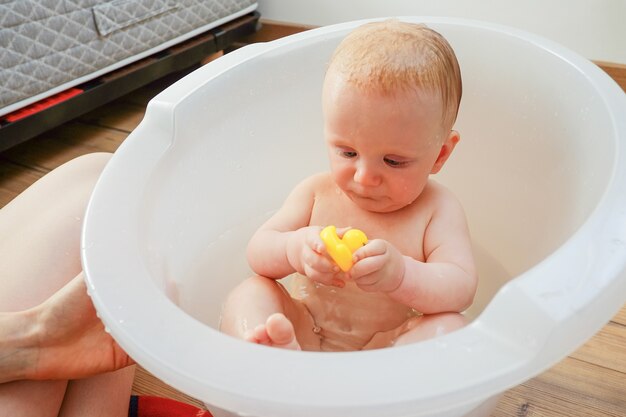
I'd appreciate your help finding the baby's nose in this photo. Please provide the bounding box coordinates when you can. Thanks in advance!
[354,162,381,186]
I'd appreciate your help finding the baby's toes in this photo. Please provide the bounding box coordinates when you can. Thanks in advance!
[265,313,301,350]
[244,324,270,345]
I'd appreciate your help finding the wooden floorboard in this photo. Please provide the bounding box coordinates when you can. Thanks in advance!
[132,366,205,409]
[571,321,626,373]
[1,22,626,416]
[0,160,46,207]
[612,305,626,326]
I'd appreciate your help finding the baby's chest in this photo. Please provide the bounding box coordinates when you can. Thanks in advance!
[310,197,429,261]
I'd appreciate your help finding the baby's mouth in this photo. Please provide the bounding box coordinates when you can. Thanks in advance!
[349,190,380,202]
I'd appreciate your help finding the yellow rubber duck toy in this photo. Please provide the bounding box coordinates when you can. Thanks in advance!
[320,225,368,272]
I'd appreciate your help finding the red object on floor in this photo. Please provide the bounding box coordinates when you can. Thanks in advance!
[3,88,84,122]
[128,395,213,417]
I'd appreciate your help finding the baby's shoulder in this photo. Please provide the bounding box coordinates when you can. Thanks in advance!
[285,172,334,204]
[420,180,465,216]
[295,172,334,193]
[423,179,457,199]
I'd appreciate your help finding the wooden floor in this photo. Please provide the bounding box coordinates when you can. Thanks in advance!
[2,28,626,417]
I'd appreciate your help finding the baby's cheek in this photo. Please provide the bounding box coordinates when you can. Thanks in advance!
[399,183,424,205]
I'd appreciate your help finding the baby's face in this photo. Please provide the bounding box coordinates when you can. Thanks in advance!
[322,71,446,213]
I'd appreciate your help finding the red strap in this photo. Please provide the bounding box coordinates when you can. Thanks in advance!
[132,395,213,417]
[3,88,83,122]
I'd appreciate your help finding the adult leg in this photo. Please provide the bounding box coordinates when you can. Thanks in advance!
[0,153,133,416]
[0,380,67,417]
[0,153,112,309]
[59,368,135,417]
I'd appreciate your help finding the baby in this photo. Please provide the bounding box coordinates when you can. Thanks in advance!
[220,20,477,351]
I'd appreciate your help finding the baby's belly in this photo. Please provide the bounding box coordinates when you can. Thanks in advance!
[287,275,418,351]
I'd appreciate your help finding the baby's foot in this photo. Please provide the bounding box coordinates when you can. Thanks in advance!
[245,313,301,350]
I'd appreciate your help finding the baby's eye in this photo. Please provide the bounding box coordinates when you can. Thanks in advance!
[384,157,406,167]
[339,149,357,158]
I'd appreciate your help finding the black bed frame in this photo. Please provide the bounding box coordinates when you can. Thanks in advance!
[0,12,260,153]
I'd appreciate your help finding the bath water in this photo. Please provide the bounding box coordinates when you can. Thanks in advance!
[172,217,511,328]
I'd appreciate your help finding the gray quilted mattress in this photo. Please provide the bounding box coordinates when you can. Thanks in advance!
[0,0,257,116]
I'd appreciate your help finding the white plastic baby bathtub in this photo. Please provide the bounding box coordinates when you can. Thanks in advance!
[82,17,626,417]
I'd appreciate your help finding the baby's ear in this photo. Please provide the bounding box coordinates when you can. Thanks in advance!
[430,130,460,174]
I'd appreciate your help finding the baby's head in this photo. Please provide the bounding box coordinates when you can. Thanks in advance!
[322,21,463,213]
[325,19,462,134]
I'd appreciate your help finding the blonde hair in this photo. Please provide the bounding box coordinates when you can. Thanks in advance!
[327,20,462,131]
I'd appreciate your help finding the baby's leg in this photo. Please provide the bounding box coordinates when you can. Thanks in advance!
[393,313,467,346]
[246,313,301,350]
[363,313,467,350]
[220,275,320,350]
[0,153,133,417]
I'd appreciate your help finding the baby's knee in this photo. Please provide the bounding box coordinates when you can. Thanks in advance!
[393,312,468,347]
[220,276,292,335]
[224,275,286,304]
[427,312,467,334]
[237,274,280,292]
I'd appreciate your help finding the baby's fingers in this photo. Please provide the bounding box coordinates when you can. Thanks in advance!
[301,249,344,288]
[350,255,386,282]
[302,248,337,273]
[352,239,386,262]
[335,226,353,238]
[303,264,345,288]
[306,229,326,254]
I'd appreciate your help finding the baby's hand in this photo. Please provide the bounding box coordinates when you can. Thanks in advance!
[286,226,346,288]
[349,239,405,293]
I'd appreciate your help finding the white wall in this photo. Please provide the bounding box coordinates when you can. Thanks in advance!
[257,0,626,64]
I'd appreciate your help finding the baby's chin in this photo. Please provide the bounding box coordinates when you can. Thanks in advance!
[348,193,411,213]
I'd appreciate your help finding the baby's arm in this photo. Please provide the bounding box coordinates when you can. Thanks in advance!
[390,188,477,313]
[247,174,342,285]
[350,186,477,313]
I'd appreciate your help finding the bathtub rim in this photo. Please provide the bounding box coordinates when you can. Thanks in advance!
[82,16,626,417]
